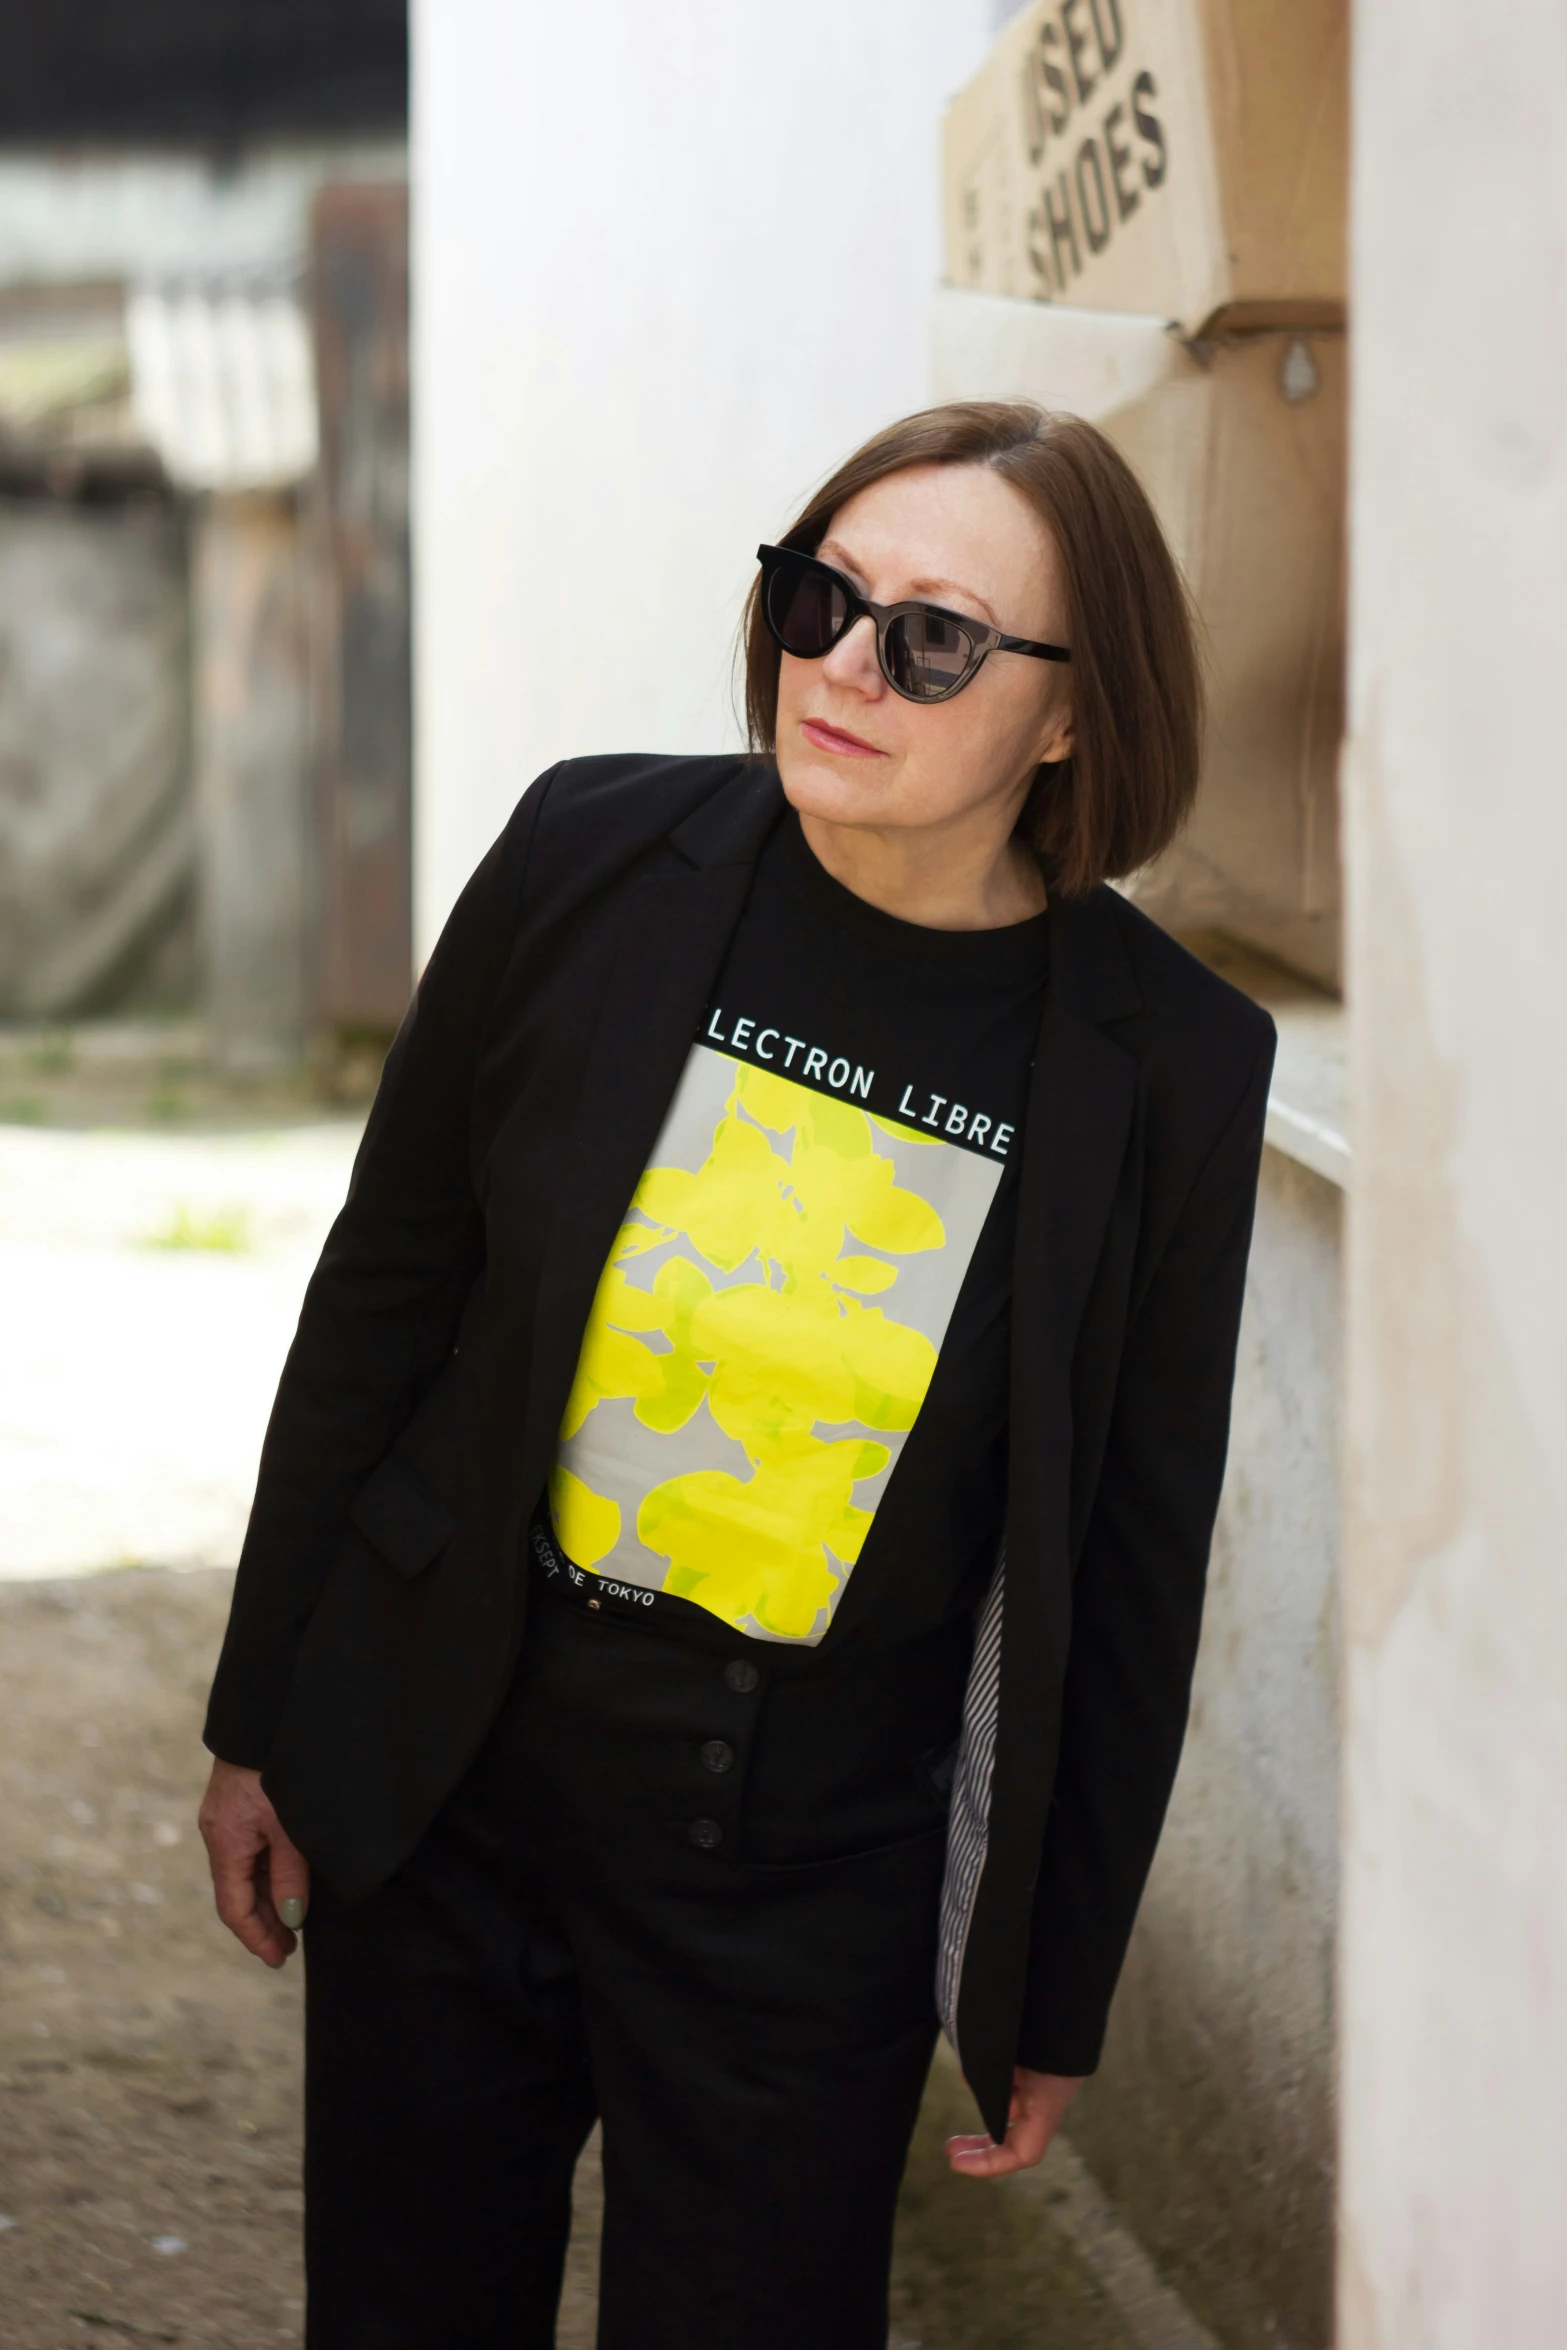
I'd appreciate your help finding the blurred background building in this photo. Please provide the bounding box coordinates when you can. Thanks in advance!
[0,1,410,1070]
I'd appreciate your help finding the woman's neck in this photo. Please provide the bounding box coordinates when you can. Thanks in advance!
[796,808,1047,932]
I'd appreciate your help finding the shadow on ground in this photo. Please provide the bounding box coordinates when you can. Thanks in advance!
[0,1569,1142,2348]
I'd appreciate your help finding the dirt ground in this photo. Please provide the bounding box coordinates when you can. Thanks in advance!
[0,1567,1144,2350]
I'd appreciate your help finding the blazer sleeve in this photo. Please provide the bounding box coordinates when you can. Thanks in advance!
[1013,1023,1275,2078]
[202,770,557,1770]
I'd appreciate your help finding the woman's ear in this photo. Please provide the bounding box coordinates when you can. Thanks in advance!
[1035,693,1073,767]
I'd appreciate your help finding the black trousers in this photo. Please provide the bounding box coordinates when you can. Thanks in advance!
[302,1569,972,2349]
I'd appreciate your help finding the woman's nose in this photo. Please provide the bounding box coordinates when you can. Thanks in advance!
[820,613,883,694]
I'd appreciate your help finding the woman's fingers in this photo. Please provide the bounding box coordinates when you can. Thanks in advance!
[210,1827,294,1967]
[252,1821,312,1952]
[946,2065,1085,2178]
[197,1758,308,1969]
[944,2119,1051,2178]
[266,1820,312,1934]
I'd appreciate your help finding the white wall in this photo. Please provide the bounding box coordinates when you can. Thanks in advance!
[1073,1146,1343,2348]
[1341,1,1567,2342]
[410,0,995,951]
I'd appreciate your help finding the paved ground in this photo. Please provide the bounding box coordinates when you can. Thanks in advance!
[0,1055,1191,2347]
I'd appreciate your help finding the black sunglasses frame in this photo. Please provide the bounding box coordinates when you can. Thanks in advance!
[756,543,1070,704]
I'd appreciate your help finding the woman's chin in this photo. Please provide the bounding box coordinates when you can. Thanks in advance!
[777,755,904,831]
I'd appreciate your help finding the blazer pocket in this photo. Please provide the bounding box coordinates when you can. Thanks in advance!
[348,1452,458,1581]
[739,1820,949,1879]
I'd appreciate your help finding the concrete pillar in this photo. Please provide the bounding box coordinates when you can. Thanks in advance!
[1341,2,1567,2340]
[191,491,311,1072]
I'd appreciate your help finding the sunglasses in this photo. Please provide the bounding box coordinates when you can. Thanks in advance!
[756,543,1071,705]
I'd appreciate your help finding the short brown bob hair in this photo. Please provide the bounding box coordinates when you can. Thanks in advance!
[743,401,1201,900]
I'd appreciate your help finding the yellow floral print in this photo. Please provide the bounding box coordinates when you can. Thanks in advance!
[548,1463,620,1566]
[555,1060,947,1637]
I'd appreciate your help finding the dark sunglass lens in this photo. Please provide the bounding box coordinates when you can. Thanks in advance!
[886,609,977,699]
[767,558,848,657]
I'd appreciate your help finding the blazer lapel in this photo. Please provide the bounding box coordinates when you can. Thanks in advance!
[1011,893,1142,1424]
[955,886,1144,2133]
[999,885,1142,1742]
[524,768,785,1476]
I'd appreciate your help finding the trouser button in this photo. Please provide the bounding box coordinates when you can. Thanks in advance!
[688,1818,723,1850]
[723,1659,761,1693]
[700,1739,735,1774]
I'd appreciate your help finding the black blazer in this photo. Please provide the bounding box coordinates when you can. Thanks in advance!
[205,754,1274,2140]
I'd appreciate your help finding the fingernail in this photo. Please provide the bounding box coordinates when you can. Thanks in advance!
[279,1897,306,1931]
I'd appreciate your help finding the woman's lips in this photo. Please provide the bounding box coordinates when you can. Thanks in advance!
[800,716,884,758]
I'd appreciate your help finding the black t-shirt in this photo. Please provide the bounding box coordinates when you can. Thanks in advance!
[545,811,1048,1649]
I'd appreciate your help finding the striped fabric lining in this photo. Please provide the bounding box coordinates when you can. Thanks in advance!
[936,1544,1006,2050]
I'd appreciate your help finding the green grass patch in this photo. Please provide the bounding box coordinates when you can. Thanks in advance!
[143,1203,253,1255]
[26,1030,75,1077]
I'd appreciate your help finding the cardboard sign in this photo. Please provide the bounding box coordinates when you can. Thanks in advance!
[933,288,1346,989]
[943,0,1347,337]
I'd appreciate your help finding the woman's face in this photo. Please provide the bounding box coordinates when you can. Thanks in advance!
[772,462,1074,840]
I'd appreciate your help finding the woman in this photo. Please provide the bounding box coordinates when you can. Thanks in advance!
[199,400,1274,2348]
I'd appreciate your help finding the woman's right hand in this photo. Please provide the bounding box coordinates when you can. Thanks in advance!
[198,1758,312,1968]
